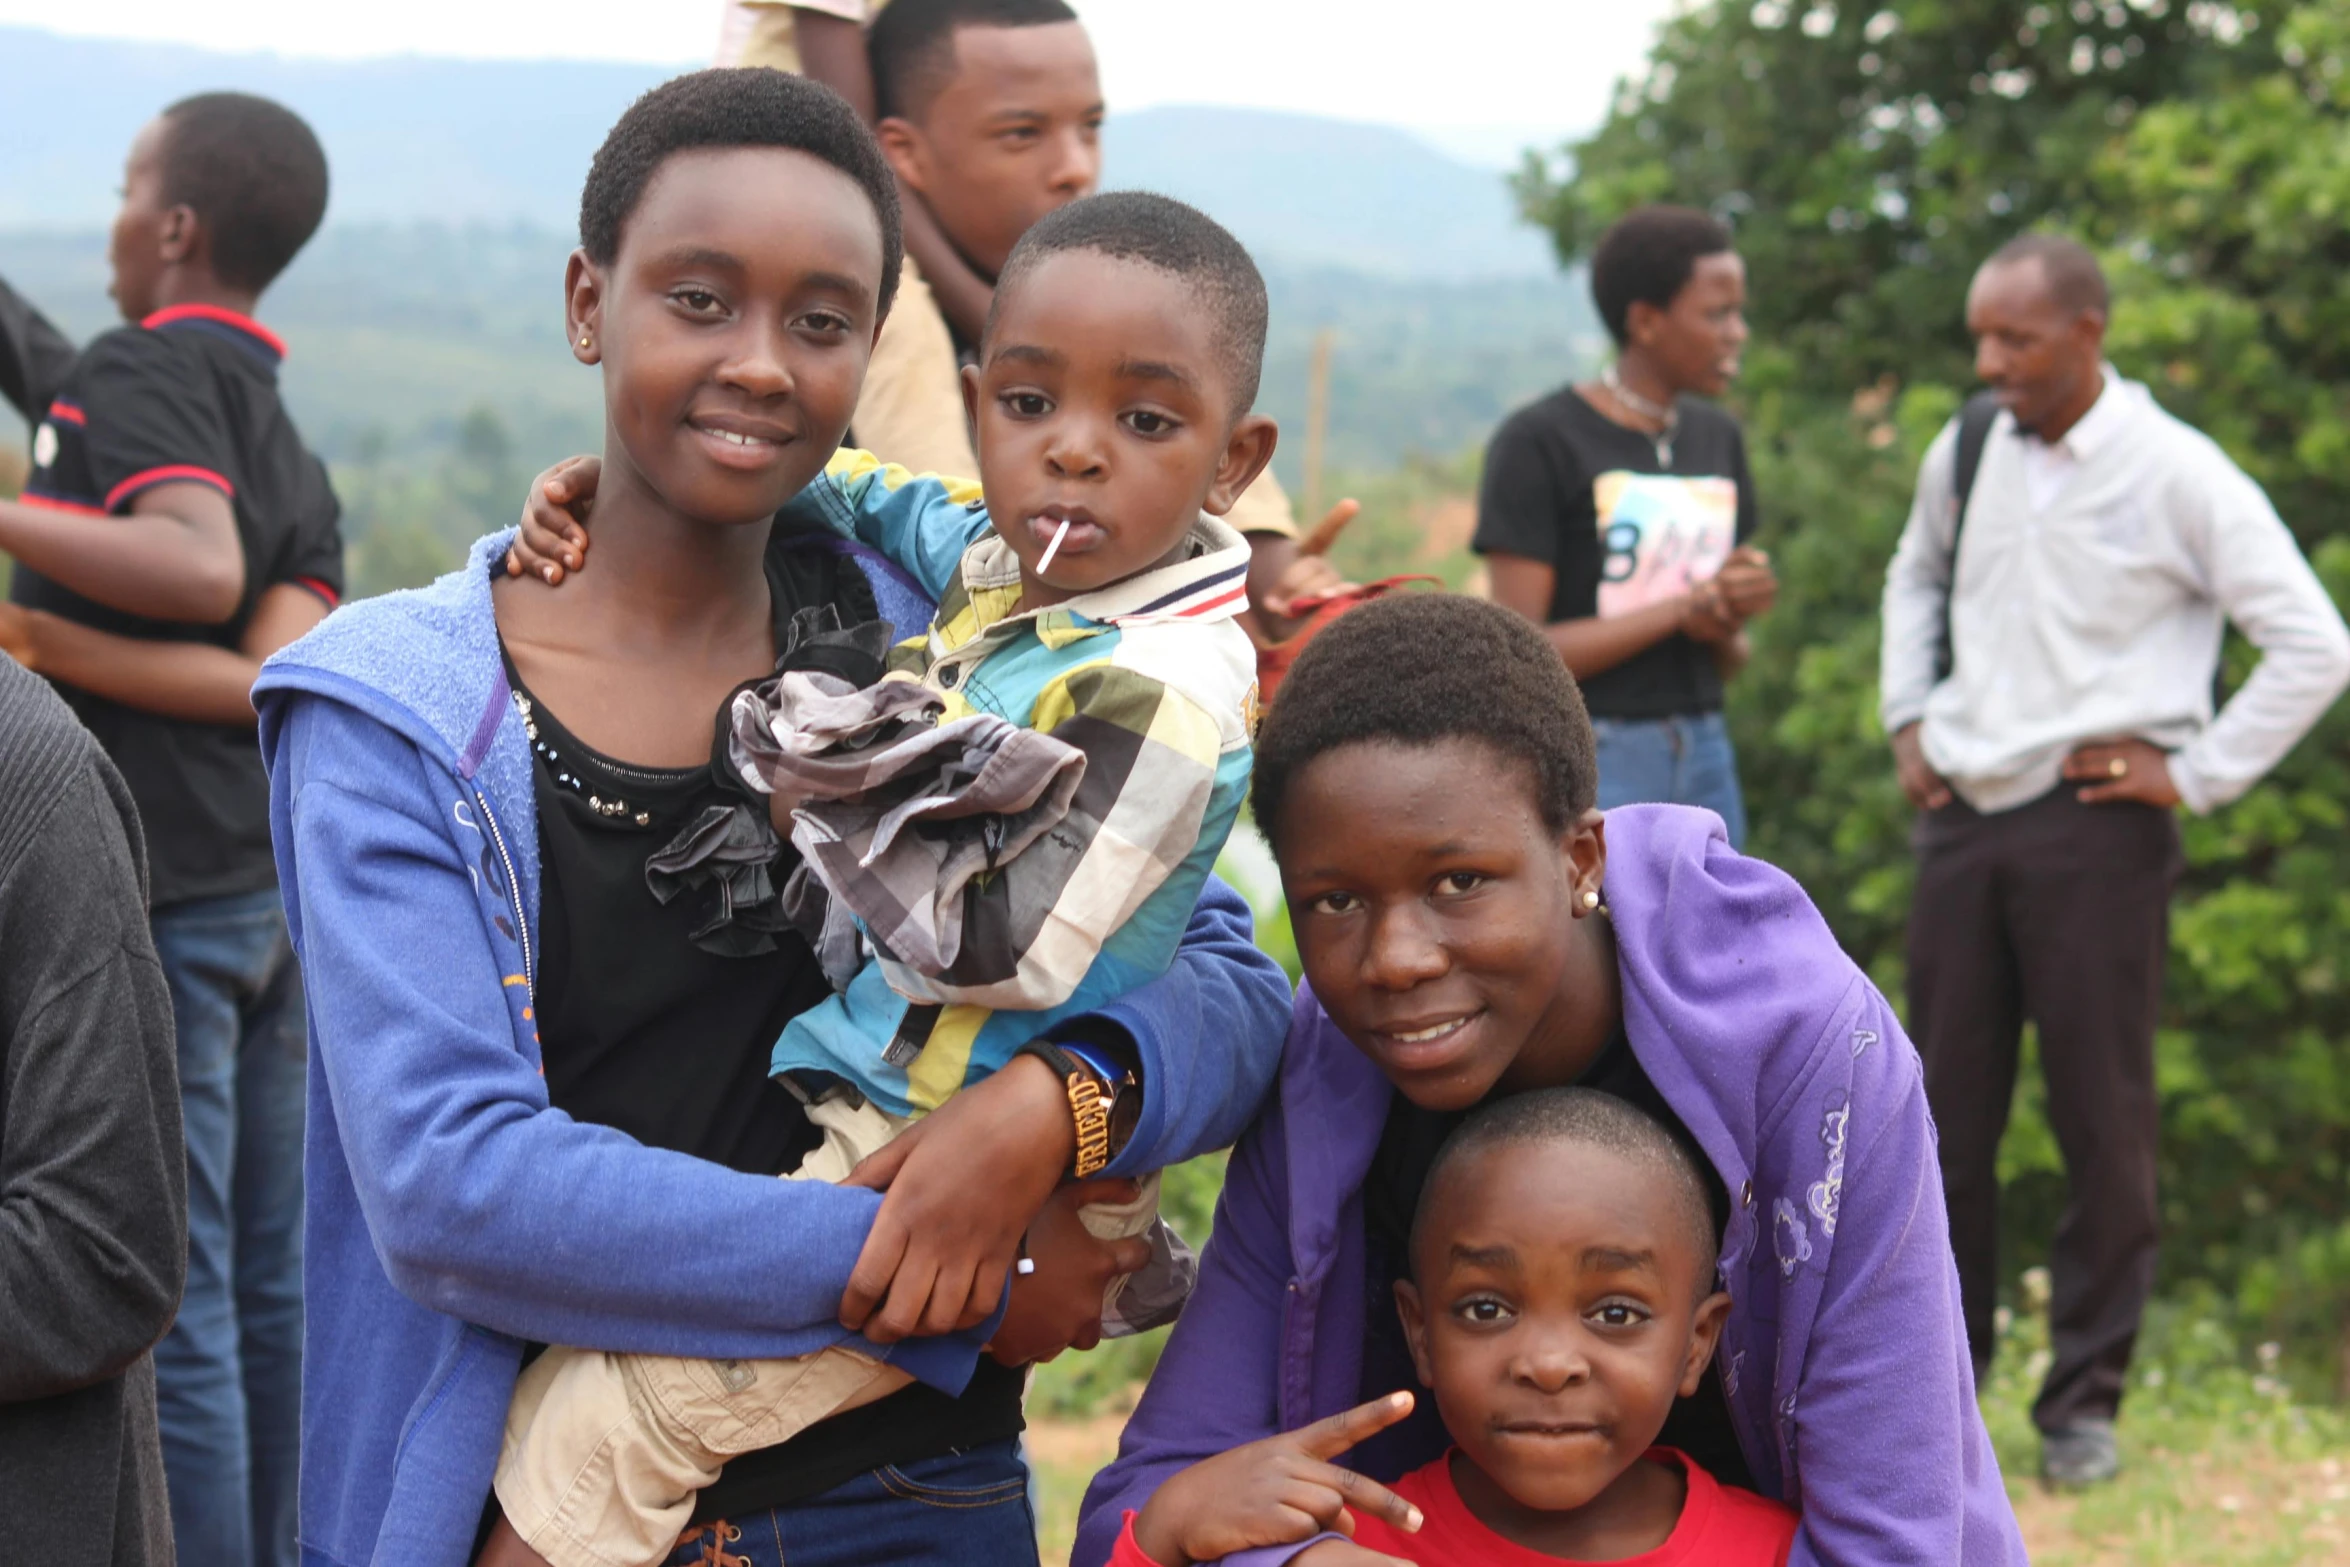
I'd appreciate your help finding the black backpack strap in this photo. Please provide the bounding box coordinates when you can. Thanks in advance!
[1951,389,2002,529]
[1934,391,2005,680]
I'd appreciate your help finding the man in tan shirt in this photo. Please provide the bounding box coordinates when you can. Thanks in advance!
[719,0,1348,636]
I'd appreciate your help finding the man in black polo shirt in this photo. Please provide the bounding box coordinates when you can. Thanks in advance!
[0,93,339,1567]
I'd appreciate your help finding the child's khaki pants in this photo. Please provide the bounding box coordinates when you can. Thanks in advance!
[492,1092,1159,1567]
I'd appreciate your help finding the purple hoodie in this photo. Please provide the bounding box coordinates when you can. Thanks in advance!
[1077,806,2026,1567]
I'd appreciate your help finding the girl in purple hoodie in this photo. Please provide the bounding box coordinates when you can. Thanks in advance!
[1077,594,2026,1567]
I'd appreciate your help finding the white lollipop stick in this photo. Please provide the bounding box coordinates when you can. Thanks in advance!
[1036,517,1073,574]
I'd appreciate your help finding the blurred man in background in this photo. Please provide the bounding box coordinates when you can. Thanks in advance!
[1880,233,2350,1488]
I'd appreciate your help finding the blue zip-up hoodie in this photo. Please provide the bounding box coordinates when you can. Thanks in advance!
[253,530,1291,1567]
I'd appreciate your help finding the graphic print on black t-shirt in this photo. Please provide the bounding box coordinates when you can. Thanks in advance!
[9,304,344,906]
[1593,471,1740,619]
[1474,387,1758,721]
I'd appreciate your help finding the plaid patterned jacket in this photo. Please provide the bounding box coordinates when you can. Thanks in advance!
[768,449,1259,1117]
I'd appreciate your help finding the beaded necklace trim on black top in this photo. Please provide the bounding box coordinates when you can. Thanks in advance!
[513,691,654,827]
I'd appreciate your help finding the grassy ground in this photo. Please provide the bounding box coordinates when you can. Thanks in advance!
[1977,1274,2350,1565]
[1025,1272,2350,1566]
[1029,1406,1135,1567]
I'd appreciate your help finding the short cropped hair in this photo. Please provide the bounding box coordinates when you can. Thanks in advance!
[157,94,329,294]
[1414,1087,1721,1282]
[1251,594,1598,848]
[579,69,903,320]
[1589,204,1735,346]
[870,0,1081,122]
[1983,232,2109,317]
[992,190,1268,411]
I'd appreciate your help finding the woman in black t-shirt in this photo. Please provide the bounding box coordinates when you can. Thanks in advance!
[1474,206,1776,846]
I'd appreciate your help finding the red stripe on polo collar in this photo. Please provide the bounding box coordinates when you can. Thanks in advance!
[141,303,288,358]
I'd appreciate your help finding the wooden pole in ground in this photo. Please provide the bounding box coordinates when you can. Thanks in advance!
[1302,327,1335,525]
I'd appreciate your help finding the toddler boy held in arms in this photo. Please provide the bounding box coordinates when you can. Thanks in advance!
[1116,1089,1797,1567]
[489,189,1276,1567]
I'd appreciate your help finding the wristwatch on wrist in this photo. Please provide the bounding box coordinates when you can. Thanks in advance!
[1017,1037,1141,1179]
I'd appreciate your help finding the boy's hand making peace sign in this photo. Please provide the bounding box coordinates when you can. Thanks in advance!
[1130,1392,1424,1567]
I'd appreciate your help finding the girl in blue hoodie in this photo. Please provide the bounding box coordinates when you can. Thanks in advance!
[253,71,1289,1567]
[1077,594,2026,1567]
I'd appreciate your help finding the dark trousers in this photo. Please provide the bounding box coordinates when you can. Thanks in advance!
[1908,786,2180,1433]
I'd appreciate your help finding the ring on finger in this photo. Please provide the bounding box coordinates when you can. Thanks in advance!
[2108,757,2128,778]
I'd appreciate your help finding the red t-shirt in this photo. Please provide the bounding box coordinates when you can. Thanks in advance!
[1112,1448,1795,1567]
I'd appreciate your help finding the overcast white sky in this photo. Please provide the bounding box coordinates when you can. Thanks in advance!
[0,0,1680,164]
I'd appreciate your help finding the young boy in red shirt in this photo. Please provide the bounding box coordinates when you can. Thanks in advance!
[1112,1087,1796,1567]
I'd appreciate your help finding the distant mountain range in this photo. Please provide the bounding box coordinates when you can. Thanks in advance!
[1105,106,1556,278]
[0,25,1558,280]
[0,223,1600,480]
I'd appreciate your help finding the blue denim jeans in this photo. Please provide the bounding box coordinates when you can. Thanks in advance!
[149,888,307,1567]
[1593,710,1748,849]
[667,1441,1039,1566]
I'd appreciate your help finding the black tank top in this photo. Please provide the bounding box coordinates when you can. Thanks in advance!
[508,526,1029,1520]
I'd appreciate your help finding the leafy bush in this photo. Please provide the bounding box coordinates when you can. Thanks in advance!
[1519,0,2350,1383]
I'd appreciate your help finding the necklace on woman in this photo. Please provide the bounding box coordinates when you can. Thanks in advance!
[1602,361,1679,466]
[514,691,652,826]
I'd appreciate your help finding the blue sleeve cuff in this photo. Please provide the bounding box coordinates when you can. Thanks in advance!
[877,1289,1006,1395]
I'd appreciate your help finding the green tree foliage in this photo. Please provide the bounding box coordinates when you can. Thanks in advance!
[1518,0,2283,398]
[337,405,528,598]
[1519,0,2350,1381]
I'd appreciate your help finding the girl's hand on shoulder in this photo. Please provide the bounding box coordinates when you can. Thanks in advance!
[983,1176,1150,1367]
[504,456,602,585]
[836,1052,1079,1343]
[1132,1393,1422,1567]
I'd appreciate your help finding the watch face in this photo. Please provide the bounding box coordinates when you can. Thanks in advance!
[1107,1087,1142,1148]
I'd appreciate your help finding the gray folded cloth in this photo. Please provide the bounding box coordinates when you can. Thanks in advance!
[1104,1219,1199,1340]
[729,667,1087,991]
[642,802,794,958]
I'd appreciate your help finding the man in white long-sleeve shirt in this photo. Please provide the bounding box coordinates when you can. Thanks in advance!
[1881,234,2350,1488]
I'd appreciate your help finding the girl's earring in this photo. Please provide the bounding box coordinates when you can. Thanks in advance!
[578,334,592,350]
[1581,888,1602,911]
